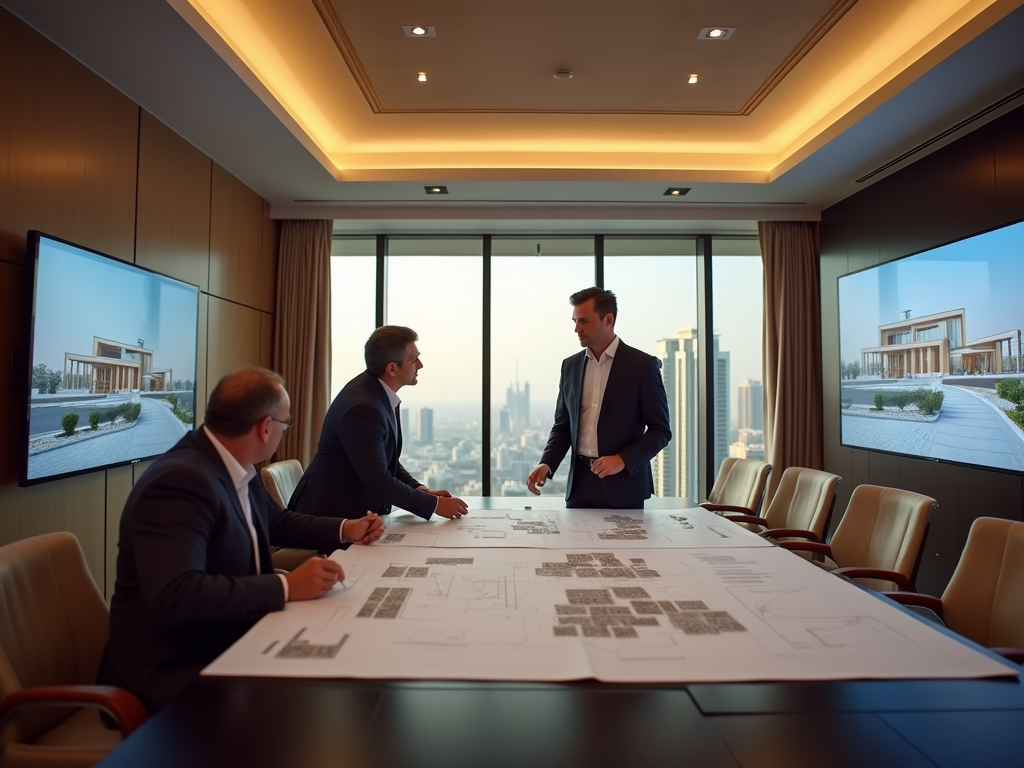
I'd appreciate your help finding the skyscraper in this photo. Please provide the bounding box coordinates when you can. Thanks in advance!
[505,379,530,432]
[737,379,764,432]
[418,407,434,445]
[652,329,729,501]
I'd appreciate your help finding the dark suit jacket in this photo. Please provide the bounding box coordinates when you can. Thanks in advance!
[540,340,671,506]
[290,370,436,520]
[99,428,344,712]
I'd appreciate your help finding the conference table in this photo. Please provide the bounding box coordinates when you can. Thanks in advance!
[98,498,1024,768]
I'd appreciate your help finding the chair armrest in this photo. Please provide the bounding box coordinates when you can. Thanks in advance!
[991,648,1024,665]
[884,591,944,617]
[720,514,768,528]
[699,503,755,515]
[761,528,821,543]
[0,685,147,737]
[777,540,832,557]
[833,567,914,591]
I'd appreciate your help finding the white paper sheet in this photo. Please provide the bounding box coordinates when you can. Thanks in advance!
[203,544,1014,683]
[375,507,771,549]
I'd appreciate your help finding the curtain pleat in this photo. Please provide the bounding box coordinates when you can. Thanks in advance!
[273,220,332,467]
[758,221,824,502]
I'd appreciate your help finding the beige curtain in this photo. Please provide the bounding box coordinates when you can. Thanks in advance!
[759,221,823,501]
[274,220,332,467]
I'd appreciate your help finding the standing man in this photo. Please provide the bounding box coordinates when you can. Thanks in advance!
[527,287,671,508]
[100,366,384,712]
[290,325,468,521]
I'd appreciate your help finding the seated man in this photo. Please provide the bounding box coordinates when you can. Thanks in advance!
[99,366,383,712]
[290,325,468,521]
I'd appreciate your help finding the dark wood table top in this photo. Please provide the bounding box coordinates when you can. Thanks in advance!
[98,499,1024,768]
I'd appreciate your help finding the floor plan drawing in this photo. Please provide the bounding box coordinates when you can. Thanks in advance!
[375,508,771,550]
[204,545,1013,684]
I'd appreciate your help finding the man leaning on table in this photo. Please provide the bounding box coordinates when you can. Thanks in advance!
[289,325,469,521]
[527,287,671,509]
[99,366,384,713]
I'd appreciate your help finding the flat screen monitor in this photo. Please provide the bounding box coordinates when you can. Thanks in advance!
[20,232,200,486]
[838,218,1024,473]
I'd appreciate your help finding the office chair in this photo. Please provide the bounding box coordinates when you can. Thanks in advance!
[699,457,772,516]
[0,533,146,768]
[261,459,318,571]
[720,466,842,543]
[885,516,1024,664]
[778,484,936,591]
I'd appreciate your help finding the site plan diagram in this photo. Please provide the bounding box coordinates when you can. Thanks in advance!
[204,544,1012,683]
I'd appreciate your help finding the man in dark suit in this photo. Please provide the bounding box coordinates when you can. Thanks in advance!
[100,366,384,712]
[527,287,671,508]
[290,326,468,521]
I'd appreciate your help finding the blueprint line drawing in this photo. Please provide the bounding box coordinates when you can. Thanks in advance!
[376,508,773,550]
[203,545,1014,684]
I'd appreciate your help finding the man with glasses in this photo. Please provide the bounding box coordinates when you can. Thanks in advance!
[291,325,469,521]
[100,366,384,712]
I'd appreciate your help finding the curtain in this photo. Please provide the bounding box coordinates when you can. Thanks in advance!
[759,221,823,502]
[274,220,332,467]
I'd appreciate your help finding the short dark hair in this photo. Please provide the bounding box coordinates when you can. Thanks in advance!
[570,287,617,324]
[365,325,418,377]
[205,366,286,438]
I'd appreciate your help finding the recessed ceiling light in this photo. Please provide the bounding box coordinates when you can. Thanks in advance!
[697,27,735,40]
[403,25,436,37]
[417,72,427,82]
[425,186,448,195]
[664,188,691,197]
[553,70,574,80]
[688,74,698,84]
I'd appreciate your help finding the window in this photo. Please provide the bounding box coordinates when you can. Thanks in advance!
[490,238,594,497]
[712,239,763,477]
[605,239,699,501]
[329,238,376,399]
[385,238,483,496]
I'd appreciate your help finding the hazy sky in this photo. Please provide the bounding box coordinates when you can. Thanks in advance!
[329,240,763,424]
[839,220,1024,363]
[33,237,199,379]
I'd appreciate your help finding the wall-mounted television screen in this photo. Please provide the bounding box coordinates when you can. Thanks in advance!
[19,232,200,486]
[838,218,1024,473]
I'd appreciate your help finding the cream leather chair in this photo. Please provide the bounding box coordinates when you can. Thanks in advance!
[720,467,842,543]
[0,533,146,768]
[778,484,936,591]
[886,516,1024,663]
[261,459,318,571]
[699,457,772,516]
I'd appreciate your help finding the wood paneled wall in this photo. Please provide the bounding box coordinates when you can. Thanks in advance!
[0,7,278,597]
[819,104,1024,595]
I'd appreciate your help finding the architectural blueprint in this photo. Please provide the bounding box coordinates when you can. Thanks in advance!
[374,507,771,549]
[204,545,1013,683]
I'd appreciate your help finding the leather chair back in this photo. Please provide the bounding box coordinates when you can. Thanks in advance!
[261,459,304,509]
[0,532,121,766]
[706,458,772,512]
[830,485,935,591]
[942,517,1024,650]
[763,467,841,537]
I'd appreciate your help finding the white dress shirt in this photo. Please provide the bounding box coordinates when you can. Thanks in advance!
[577,335,620,458]
[378,378,438,513]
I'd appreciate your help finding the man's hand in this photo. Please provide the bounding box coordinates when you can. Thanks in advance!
[435,495,469,520]
[343,513,385,545]
[527,465,550,495]
[591,455,625,478]
[423,488,453,498]
[284,555,344,601]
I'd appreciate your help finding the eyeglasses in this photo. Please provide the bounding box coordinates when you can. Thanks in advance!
[269,416,292,432]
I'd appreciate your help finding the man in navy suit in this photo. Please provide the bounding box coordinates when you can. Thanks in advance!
[100,366,384,712]
[290,326,468,521]
[527,287,671,509]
